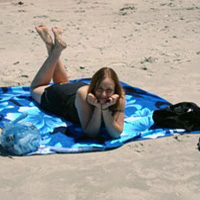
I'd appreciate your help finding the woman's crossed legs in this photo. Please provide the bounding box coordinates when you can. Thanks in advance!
[30,25,68,104]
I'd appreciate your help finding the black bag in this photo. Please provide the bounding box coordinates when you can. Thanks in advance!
[153,102,200,131]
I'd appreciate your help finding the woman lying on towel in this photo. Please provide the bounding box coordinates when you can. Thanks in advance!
[30,25,125,139]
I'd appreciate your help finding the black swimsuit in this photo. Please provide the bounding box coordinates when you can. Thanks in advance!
[40,82,87,124]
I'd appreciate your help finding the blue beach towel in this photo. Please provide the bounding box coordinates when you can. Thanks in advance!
[0,79,195,155]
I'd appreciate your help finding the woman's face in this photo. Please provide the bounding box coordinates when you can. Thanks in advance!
[95,77,115,104]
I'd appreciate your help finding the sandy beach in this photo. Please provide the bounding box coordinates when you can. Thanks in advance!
[0,0,200,199]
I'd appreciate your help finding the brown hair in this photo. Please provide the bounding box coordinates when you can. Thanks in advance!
[88,67,125,111]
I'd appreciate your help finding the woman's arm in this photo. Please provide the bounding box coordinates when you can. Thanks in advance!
[102,97,125,139]
[75,87,102,138]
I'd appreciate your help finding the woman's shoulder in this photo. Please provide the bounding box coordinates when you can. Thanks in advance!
[75,85,90,108]
[112,96,125,113]
[77,85,89,92]
[76,85,89,97]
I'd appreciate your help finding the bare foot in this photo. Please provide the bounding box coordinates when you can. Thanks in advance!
[35,25,54,53]
[52,27,67,50]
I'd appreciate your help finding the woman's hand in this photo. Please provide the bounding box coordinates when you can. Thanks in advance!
[87,93,101,108]
[101,94,119,110]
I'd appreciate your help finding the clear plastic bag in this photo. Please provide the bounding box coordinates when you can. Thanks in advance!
[1,112,40,155]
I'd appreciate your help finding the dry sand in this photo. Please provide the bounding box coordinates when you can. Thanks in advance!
[0,0,200,199]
